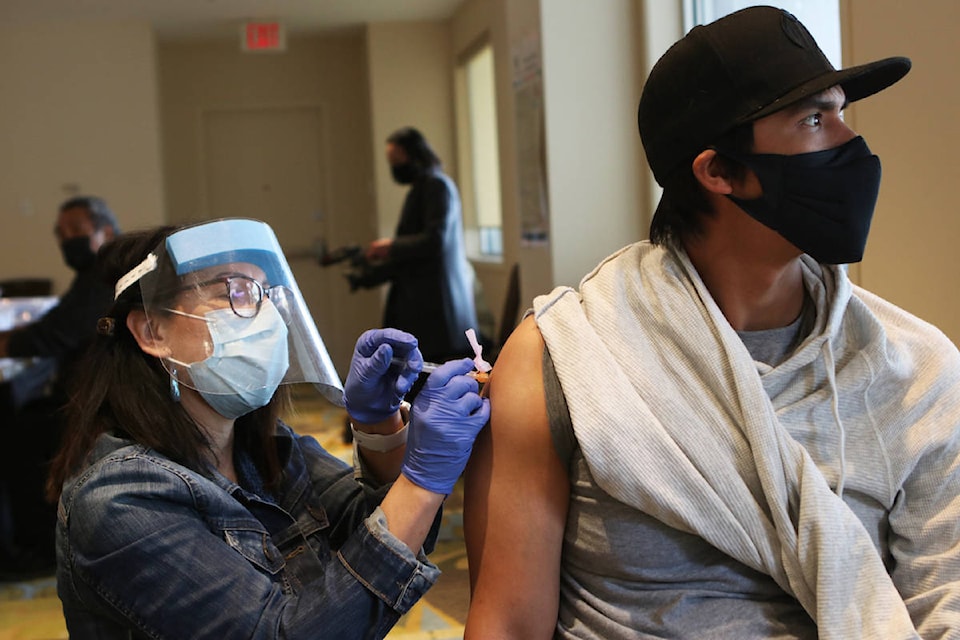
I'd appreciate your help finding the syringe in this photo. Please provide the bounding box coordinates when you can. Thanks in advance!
[390,357,490,383]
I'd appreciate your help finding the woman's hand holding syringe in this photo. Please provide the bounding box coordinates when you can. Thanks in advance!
[391,328,493,384]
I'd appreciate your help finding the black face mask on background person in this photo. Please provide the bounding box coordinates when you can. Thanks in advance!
[390,162,421,185]
[717,136,882,265]
[60,236,97,272]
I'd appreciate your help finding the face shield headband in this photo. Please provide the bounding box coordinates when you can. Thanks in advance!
[115,218,344,407]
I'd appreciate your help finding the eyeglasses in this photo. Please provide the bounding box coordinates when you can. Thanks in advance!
[177,275,291,319]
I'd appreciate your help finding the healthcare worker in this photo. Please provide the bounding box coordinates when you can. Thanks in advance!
[47,218,489,639]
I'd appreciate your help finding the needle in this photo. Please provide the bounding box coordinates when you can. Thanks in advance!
[390,357,490,383]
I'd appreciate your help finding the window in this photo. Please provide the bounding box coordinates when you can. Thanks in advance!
[455,40,503,261]
[685,0,841,67]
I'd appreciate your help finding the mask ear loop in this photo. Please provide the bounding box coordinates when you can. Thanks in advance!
[163,308,214,322]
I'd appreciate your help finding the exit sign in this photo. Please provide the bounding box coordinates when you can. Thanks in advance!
[242,21,286,52]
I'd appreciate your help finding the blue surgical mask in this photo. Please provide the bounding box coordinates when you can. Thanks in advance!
[169,301,290,419]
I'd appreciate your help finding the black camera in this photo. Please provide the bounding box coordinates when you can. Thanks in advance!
[317,243,379,292]
[317,244,362,267]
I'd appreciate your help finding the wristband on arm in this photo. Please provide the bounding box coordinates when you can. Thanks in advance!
[350,402,410,452]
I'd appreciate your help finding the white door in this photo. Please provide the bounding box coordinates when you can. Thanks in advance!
[201,106,379,378]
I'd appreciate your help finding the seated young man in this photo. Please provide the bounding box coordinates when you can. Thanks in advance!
[464,7,960,639]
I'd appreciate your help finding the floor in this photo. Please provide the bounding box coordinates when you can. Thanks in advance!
[0,389,470,639]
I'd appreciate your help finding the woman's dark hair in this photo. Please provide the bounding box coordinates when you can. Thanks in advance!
[47,226,286,502]
[387,126,441,171]
[649,122,755,246]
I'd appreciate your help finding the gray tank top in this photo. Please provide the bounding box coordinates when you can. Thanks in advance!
[543,308,818,638]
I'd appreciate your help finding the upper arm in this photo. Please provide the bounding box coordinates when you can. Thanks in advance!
[463,316,570,640]
[888,439,960,635]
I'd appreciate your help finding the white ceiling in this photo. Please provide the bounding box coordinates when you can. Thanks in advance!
[0,0,465,40]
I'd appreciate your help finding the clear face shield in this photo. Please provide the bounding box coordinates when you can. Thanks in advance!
[127,218,343,410]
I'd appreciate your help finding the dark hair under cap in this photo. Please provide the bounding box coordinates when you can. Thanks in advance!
[638,5,911,186]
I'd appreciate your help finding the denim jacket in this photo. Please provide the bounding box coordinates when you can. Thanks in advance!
[56,422,440,639]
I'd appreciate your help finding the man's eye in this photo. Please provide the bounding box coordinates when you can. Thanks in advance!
[801,113,822,127]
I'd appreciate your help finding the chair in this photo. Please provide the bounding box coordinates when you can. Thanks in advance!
[494,263,521,357]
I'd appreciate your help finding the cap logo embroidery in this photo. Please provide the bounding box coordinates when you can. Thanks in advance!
[780,12,811,49]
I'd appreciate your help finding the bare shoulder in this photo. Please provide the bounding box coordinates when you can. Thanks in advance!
[464,315,568,637]
[489,315,546,416]
[465,314,553,495]
[483,313,565,492]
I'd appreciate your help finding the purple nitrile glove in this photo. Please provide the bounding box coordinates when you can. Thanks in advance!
[402,358,491,495]
[343,328,423,424]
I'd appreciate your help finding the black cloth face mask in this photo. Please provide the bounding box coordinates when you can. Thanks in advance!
[390,162,421,185]
[717,136,882,264]
[60,236,97,272]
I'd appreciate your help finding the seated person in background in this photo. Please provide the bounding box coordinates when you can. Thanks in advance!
[46,218,489,638]
[0,195,119,359]
[463,7,960,639]
[0,195,119,579]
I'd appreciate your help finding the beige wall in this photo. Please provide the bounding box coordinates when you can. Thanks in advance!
[539,0,646,289]
[451,0,520,335]
[157,33,382,371]
[0,21,165,295]
[365,21,456,240]
[450,0,647,326]
[844,0,960,343]
[159,34,376,233]
[450,0,647,332]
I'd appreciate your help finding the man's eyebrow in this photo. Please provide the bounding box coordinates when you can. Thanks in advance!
[784,90,849,114]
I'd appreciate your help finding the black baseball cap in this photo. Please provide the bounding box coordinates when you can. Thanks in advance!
[638,5,910,186]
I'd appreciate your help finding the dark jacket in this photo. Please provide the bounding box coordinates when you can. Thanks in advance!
[360,168,478,362]
[7,266,112,403]
[8,266,111,360]
[57,423,440,639]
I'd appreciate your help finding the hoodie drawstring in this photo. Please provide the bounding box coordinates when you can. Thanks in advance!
[820,339,847,497]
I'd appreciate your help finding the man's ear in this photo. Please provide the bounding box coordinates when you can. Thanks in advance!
[691,149,735,195]
[126,310,169,358]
